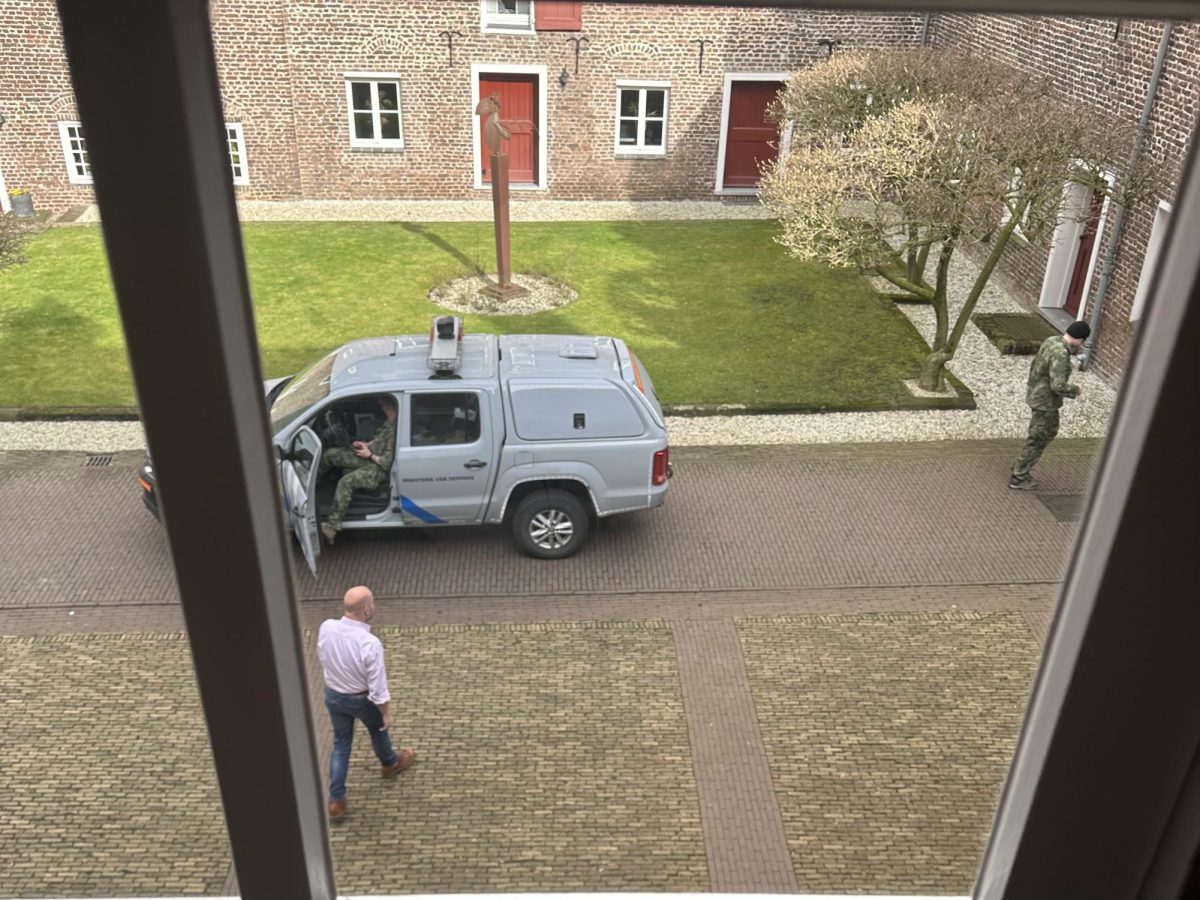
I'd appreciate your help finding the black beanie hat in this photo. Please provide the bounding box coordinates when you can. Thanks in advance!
[1066,321,1091,339]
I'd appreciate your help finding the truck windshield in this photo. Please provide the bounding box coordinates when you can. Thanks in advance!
[268,350,337,435]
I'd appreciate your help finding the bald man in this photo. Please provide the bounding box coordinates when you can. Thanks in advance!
[317,585,416,821]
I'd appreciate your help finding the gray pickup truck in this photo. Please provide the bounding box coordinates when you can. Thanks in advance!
[139,317,671,570]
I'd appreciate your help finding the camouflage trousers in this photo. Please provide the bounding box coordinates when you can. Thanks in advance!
[320,448,386,530]
[1012,408,1060,480]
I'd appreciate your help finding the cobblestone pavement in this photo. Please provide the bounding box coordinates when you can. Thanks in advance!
[327,622,707,894]
[0,634,229,898]
[739,611,1039,895]
[0,438,1095,896]
[0,440,1095,608]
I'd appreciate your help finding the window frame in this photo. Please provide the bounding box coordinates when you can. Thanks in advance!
[57,120,92,184]
[613,80,670,157]
[225,121,249,186]
[480,0,535,34]
[50,2,1200,898]
[1131,199,1173,322]
[344,73,405,149]
[408,391,483,447]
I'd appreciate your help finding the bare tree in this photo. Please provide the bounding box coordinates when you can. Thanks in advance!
[760,49,1160,391]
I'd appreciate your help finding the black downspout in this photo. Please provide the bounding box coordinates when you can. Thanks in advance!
[1080,20,1174,371]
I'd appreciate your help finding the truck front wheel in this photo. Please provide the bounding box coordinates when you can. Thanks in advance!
[512,489,590,559]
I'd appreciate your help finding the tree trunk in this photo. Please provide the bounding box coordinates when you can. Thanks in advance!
[918,350,951,392]
[918,237,956,391]
[943,200,1028,358]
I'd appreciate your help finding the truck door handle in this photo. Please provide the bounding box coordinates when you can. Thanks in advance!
[464,459,488,469]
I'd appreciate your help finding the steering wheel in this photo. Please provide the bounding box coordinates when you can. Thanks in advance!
[322,410,351,448]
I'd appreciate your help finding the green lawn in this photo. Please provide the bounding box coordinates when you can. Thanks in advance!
[0,221,942,412]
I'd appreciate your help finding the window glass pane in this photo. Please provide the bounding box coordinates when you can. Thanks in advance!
[644,120,664,147]
[620,90,640,118]
[411,394,481,446]
[350,82,371,111]
[645,90,665,118]
[354,112,375,140]
[618,120,638,145]
[377,82,398,110]
[379,113,400,141]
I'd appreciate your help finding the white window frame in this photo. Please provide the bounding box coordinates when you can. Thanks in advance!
[57,120,92,185]
[344,73,405,149]
[225,122,249,186]
[714,71,792,195]
[470,63,548,191]
[613,80,670,157]
[1130,200,1173,322]
[480,0,535,34]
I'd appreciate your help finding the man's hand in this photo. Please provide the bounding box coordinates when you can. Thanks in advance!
[352,441,371,459]
[381,709,393,731]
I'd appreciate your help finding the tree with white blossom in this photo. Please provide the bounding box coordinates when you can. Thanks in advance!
[760,49,1160,391]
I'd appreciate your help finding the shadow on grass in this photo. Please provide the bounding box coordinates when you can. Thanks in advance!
[398,223,484,276]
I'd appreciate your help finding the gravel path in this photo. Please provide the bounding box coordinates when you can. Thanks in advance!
[68,199,773,225]
[10,206,1116,451]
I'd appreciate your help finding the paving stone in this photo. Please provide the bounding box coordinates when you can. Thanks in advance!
[736,610,1041,895]
[324,622,707,893]
[0,633,229,898]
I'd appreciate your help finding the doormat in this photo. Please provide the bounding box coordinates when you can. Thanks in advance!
[1038,493,1084,523]
[972,313,1060,355]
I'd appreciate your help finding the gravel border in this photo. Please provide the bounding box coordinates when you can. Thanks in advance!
[67,199,774,225]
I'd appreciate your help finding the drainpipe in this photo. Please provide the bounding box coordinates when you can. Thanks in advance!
[1080,20,1174,371]
[920,13,932,47]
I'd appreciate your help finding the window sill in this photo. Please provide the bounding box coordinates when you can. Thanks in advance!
[615,151,667,159]
[482,22,535,34]
[348,145,406,153]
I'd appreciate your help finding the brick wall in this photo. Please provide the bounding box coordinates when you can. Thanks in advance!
[929,15,1200,381]
[0,1,921,211]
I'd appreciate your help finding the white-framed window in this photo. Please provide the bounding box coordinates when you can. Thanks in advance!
[344,75,404,149]
[57,121,92,184]
[226,123,249,186]
[614,81,669,156]
[481,0,534,33]
[1131,200,1173,322]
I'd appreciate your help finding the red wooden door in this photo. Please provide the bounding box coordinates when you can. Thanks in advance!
[722,81,783,188]
[1065,191,1105,317]
[479,74,537,185]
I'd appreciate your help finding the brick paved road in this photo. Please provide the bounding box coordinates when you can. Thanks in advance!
[0,440,1095,608]
[0,439,1095,897]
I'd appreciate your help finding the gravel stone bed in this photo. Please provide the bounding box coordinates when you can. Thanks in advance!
[429,272,578,316]
[19,205,1118,450]
[68,199,773,225]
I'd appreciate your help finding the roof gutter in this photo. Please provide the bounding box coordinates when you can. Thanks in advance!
[1080,19,1174,371]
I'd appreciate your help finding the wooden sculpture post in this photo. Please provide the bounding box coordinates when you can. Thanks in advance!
[476,92,528,300]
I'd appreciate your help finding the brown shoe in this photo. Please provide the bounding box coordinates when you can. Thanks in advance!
[382,748,416,776]
[327,799,346,821]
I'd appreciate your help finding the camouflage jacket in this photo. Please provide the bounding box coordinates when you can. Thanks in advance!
[370,418,397,474]
[1026,335,1080,410]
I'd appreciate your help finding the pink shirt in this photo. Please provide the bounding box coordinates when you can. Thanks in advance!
[317,616,391,706]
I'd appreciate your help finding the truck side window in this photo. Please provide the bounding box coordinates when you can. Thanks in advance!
[411,393,481,446]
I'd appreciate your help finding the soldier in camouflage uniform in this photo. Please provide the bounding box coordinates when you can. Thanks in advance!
[1010,321,1090,490]
[320,396,398,544]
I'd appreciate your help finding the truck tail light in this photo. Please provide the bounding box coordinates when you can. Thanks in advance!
[652,448,670,486]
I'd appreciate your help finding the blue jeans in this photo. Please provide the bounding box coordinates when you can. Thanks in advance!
[324,687,397,800]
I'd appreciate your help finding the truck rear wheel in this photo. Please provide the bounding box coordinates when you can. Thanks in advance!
[512,489,590,559]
